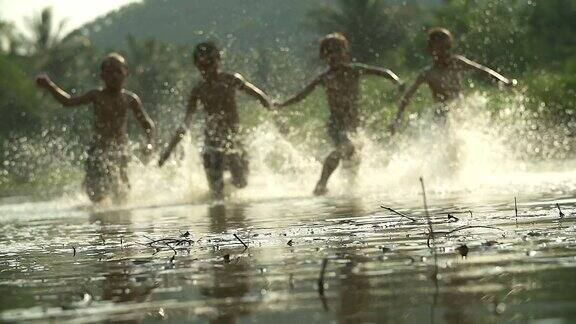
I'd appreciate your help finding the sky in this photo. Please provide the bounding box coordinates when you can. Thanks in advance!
[0,0,141,35]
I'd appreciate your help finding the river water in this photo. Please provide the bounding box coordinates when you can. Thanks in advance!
[1,95,576,323]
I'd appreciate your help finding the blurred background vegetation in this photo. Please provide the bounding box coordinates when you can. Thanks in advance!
[1,0,575,193]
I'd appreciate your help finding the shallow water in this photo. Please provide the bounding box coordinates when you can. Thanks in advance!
[1,180,576,323]
[2,94,576,323]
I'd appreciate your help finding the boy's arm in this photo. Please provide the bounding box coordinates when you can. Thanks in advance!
[390,72,426,135]
[456,55,516,87]
[158,90,199,167]
[129,93,156,154]
[276,74,323,108]
[355,64,404,88]
[36,74,96,107]
[233,73,272,109]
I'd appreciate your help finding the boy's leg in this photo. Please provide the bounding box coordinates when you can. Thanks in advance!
[228,150,249,189]
[84,145,108,203]
[111,150,130,204]
[203,150,225,199]
[314,127,357,196]
[314,150,340,196]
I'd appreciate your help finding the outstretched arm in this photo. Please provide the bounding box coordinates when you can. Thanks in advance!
[234,73,272,109]
[276,74,323,108]
[390,72,426,135]
[158,91,199,167]
[355,64,404,88]
[456,55,516,87]
[129,93,156,155]
[36,74,96,107]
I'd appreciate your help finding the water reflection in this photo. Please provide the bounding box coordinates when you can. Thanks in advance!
[90,210,158,322]
[324,199,379,323]
[200,204,259,324]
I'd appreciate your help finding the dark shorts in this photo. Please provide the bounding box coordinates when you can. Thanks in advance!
[202,137,249,196]
[84,144,129,203]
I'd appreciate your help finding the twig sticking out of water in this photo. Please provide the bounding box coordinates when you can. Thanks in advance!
[556,203,565,219]
[420,176,440,320]
[514,197,518,222]
[380,206,417,222]
[72,246,76,257]
[233,234,248,250]
[419,177,434,249]
[318,258,328,296]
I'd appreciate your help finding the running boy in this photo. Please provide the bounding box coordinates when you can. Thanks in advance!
[276,33,404,195]
[36,53,156,203]
[158,42,272,200]
[389,27,516,134]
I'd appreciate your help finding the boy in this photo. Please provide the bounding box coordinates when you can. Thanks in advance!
[389,27,516,134]
[36,53,156,203]
[276,33,404,196]
[158,42,272,200]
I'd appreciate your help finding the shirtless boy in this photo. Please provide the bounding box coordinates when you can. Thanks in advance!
[276,33,404,195]
[390,27,516,133]
[36,53,156,203]
[158,42,272,200]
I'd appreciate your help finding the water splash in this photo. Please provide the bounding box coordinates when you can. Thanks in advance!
[2,92,576,212]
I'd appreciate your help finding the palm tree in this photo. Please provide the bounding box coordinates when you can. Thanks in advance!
[306,0,422,63]
[24,7,68,54]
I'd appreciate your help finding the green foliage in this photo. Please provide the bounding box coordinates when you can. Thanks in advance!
[305,0,428,64]
[433,0,531,72]
[3,0,576,195]
[526,0,576,66]
[0,55,44,140]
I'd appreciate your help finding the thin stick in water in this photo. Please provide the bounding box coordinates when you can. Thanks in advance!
[318,258,328,296]
[233,234,248,250]
[419,177,434,249]
[514,197,518,221]
[556,203,565,219]
[381,206,417,222]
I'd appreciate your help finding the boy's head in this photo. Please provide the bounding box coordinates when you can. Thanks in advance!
[427,27,453,58]
[319,33,350,65]
[100,53,128,90]
[194,42,221,73]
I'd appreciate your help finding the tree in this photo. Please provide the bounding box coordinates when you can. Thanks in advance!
[434,0,531,73]
[305,0,425,63]
[24,7,67,54]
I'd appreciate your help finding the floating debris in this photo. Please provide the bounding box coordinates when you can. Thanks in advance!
[380,206,417,222]
[514,197,518,221]
[456,244,469,258]
[287,239,293,246]
[448,214,460,222]
[482,240,498,247]
[233,233,248,250]
[556,203,565,219]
